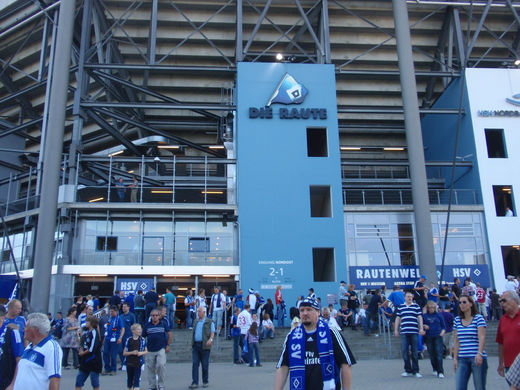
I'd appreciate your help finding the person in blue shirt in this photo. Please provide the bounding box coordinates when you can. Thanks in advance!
[163,288,176,330]
[118,302,136,370]
[423,301,446,378]
[143,308,171,390]
[189,306,215,389]
[3,300,26,340]
[388,285,405,308]
[427,282,439,303]
[102,305,124,375]
[233,289,245,311]
[0,306,24,390]
[184,289,196,329]
[230,307,242,364]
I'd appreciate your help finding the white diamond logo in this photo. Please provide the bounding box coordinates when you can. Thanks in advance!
[473,269,481,277]
[140,282,148,290]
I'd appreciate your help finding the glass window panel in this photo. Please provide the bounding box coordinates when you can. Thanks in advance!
[189,237,209,252]
[355,238,393,252]
[354,252,397,266]
[112,220,141,234]
[143,237,164,252]
[206,223,233,233]
[443,252,478,265]
[143,254,163,265]
[144,221,172,234]
[442,237,477,252]
[118,236,140,251]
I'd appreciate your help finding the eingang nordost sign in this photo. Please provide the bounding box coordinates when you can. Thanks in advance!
[248,73,327,120]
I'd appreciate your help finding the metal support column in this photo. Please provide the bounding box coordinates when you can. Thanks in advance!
[30,0,75,313]
[392,1,437,284]
[236,0,243,62]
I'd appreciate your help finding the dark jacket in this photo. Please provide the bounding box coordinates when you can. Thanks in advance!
[79,328,102,373]
[192,317,213,350]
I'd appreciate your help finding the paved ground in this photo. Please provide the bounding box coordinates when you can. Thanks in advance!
[62,357,508,389]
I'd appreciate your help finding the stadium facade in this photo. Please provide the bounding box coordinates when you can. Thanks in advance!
[0,0,519,313]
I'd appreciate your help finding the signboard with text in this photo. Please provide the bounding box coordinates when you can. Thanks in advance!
[349,265,490,288]
[117,278,154,296]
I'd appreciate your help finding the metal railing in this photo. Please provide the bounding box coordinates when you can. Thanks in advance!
[343,188,478,206]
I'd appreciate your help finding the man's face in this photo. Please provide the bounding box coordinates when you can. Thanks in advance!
[9,301,21,316]
[500,292,518,314]
[252,314,257,322]
[24,323,38,343]
[405,293,413,304]
[197,307,205,320]
[238,289,243,295]
[110,309,117,317]
[299,306,319,327]
[151,311,160,324]
[87,307,93,315]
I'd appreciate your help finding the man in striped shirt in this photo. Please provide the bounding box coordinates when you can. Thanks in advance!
[394,291,425,378]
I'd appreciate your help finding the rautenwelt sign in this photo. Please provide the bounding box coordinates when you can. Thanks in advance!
[349,265,490,288]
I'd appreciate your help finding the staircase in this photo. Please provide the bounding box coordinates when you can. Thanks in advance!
[166,321,500,363]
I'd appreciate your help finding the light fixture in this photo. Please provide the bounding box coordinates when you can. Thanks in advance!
[127,170,134,174]
[208,145,225,149]
[163,274,191,277]
[383,147,405,151]
[79,274,108,277]
[88,197,104,203]
[276,53,283,61]
[151,190,173,194]
[515,59,520,66]
[158,145,180,149]
[340,147,361,151]
[202,274,230,278]
[202,190,224,194]
[108,150,124,157]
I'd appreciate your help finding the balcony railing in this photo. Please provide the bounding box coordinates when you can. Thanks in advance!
[343,188,479,206]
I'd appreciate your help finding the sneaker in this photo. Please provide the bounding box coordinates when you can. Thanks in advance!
[109,371,116,376]
[401,372,411,377]
[202,384,209,388]
[188,384,198,389]
[101,371,110,376]
[433,371,438,376]
[438,373,445,379]
[415,373,423,378]
[257,364,262,367]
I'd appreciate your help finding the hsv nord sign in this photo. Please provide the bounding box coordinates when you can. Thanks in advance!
[248,73,327,120]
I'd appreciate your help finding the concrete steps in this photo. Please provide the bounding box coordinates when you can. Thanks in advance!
[166,321,500,363]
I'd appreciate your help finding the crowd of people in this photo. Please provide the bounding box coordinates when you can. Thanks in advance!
[1,274,520,390]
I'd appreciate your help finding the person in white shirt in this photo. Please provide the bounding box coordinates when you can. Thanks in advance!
[196,289,207,310]
[237,304,252,348]
[13,313,63,390]
[247,289,257,315]
[261,313,275,339]
[209,286,226,335]
[322,307,342,331]
[504,275,518,292]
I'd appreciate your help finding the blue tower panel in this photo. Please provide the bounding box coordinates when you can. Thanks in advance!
[236,62,347,306]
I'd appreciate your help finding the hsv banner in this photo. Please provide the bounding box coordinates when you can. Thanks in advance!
[117,278,154,296]
[349,265,490,288]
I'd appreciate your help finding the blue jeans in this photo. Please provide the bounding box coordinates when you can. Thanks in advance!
[103,340,119,372]
[166,305,175,329]
[75,370,100,388]
[186,310,195,329]
[400,333,419,374]
[232,334,241,362]
[276,304,284,328]
[248,342,260,366]
[455,357,488,390]
[192,342,210,385]
[425,336,444,374]
[262,327,274,339]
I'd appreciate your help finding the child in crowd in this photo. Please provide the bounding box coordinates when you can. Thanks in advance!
[245,322,261,367]
[75,315,102,390]
[123,323,147,390]
[261,313,275,339]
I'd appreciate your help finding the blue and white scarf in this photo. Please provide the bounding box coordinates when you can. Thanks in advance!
[288,319,336,390]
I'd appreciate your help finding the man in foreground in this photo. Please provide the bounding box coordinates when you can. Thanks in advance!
[274,297,356,390]
[13,312,63,390]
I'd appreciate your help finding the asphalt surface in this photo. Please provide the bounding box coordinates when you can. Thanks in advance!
[61,357,509,389]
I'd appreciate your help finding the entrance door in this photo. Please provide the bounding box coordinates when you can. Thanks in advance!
[502,245,520,277]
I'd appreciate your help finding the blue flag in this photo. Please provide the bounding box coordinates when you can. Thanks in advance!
[267,73,308,106]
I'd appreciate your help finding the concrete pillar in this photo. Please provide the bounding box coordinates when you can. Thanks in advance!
[30,0,75,313]
[392,1,438,284]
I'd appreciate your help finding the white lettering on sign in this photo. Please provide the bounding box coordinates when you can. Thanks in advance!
[120,282,138,291]
[453,268,471,278]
